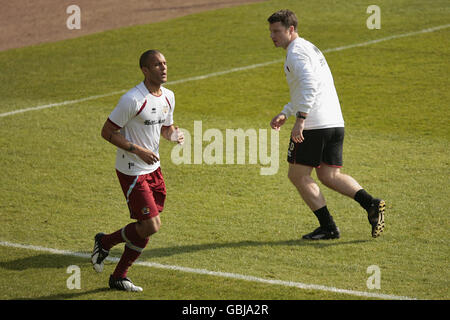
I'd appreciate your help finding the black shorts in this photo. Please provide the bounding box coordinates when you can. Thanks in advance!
[287,127,344,168]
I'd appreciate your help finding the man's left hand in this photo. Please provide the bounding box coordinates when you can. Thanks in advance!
[291,118,305,143]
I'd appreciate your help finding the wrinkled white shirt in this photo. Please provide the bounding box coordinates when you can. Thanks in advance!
[108,82,175,175]
[282,37,344,130]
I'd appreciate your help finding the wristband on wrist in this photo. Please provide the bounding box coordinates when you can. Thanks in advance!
[296,111,307,119]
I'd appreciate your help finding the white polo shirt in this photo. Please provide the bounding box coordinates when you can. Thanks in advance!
[281,37,345,130]
[108,82,175,176]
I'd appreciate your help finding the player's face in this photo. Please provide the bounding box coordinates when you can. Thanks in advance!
[143,53,167,85]
[269,22,293,49]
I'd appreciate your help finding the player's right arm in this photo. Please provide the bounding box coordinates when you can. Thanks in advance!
[103,94,160,165]
[101,119,159,165]
[270,112,287,131]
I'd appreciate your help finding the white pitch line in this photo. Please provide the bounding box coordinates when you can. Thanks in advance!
[1,23,449,119]
[0,240,416,300]
[0,90,127,118]
[321,23,450,53]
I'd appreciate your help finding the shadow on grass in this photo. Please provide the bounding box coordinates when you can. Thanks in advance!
[1,238,369,299]
[139,238,370,259]
[0,253,88,271]
[14,288,110,300]
[0,238,369,271]
[0,254,112,300]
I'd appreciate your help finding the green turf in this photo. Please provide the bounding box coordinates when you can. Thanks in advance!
[0,0,449,300]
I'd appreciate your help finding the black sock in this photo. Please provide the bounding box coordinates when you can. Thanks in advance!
[313,206,336,230]
[354,189,373,211]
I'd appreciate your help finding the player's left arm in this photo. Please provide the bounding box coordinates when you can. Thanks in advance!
[161,92,184,144]
[161,125,184,144]
[290,53,318,115]
[289,54,317,143]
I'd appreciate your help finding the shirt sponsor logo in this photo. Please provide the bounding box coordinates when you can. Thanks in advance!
[144,119,165,126]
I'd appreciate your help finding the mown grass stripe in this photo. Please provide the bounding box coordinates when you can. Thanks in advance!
[1,23,449,119]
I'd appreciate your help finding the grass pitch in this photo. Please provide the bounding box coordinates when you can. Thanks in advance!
[0,0,449,301]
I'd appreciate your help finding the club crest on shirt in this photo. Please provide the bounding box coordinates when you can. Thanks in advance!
[163,106,169,114]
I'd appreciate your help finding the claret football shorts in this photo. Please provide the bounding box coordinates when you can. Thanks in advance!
[116,168,166,220]
[287,127,344,168]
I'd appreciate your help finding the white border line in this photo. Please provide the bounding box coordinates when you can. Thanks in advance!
[0,240,416,300]
[0,23,449,119]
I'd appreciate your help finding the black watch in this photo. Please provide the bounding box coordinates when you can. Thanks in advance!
[296,111,306,119]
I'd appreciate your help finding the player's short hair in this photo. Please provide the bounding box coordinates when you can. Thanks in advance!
[267,9,298,32]
[139,49,162,68]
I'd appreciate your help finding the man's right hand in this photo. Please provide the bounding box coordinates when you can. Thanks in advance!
[101,119,160,165]
[270,113,287,131]
[134,146,159,165]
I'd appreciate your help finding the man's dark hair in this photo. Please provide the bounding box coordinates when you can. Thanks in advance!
[267,9,298,31]
[139,49,161,68]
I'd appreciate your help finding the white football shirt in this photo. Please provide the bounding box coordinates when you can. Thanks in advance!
[281,37,345,130]
[108,81,175,175]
